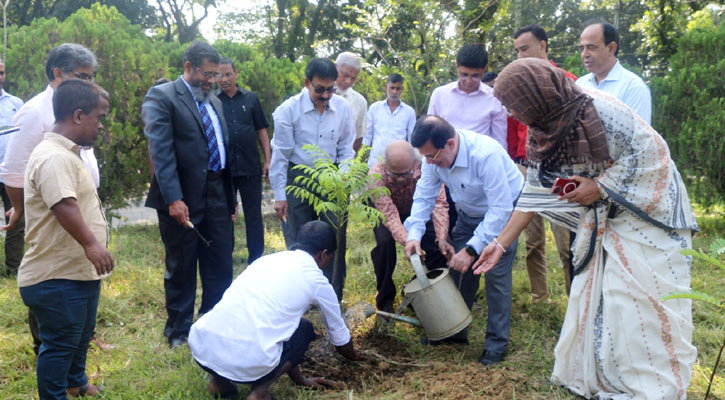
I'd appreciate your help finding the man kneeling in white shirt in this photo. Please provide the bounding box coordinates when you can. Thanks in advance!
[189,220,363,399]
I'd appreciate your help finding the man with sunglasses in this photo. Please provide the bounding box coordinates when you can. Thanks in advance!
[404,116,523,366]
[270,58,355,300]
[0,43,108,356]
[143,42,237,348]
[368,140,449,314]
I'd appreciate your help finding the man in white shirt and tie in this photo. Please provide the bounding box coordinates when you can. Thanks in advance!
[270,58,356,300]
[189,221,363,400]
[404,116,523,366]
[363,73,417,167]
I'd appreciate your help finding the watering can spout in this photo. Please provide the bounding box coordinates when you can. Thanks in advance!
[363,303,420,326]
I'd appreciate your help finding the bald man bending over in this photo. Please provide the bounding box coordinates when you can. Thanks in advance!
[367,141,449,313]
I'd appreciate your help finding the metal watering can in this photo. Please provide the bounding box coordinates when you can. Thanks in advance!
[366,254,472,340]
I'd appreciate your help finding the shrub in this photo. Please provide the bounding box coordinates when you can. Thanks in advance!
[651,21,724,207]
[5,4,173,210]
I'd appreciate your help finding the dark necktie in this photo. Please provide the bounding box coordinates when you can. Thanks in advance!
[197,101,222,172]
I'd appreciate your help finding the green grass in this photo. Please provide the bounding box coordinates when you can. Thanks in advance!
[0,210,723,399]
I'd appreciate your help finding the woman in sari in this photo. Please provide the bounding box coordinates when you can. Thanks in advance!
[472,58,698,399]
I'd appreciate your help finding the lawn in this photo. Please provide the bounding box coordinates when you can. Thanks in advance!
[0,207,723,399]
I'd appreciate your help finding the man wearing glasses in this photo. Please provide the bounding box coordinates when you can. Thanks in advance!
[270,58,355,300]
[368,140,449,314]
[404,116,522,366]
[0,43,105,356]
[143,42,237,348]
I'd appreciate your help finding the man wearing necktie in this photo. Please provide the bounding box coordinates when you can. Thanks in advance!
[142,42,238,348]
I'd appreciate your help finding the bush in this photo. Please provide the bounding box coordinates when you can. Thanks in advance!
[5,4,174,210]
[651,21,725,207]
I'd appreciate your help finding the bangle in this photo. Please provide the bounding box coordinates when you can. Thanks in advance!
[493,238,506,253]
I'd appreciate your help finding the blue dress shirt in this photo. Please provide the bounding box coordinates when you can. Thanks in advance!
[576,61,652,124]
[404,130,524,253]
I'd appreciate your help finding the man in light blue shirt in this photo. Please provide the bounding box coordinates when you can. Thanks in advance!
[0,60,24,276]
[270,58,356,299]
[363,73,416,167]
[576,20,652,124]
[404,115,523,366]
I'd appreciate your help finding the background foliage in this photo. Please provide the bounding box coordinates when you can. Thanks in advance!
[0,0,722,208]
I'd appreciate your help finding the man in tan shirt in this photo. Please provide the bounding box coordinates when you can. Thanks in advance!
[18,79,112,399]
[368,140,449,312]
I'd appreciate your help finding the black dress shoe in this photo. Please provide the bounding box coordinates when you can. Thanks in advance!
[478,350,505,366]
[420,336,469,346]
[169,336,187,349]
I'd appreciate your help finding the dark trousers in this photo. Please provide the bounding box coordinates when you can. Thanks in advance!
[1,182,25,274]
[197,318,316,387]
[371,218,446,310]
[286,166,347,299]
[157,175,234,341]
[20,279,101,400]
[448,208,518,355]
[232,174,264,264]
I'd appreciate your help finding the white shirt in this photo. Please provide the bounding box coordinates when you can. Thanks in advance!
[180,76,226,169]
[0,85,100,188]
[576,60,651,124]
[363,99,417,167]
[427,81,508,150]
[270,88,356,201]
[336,86,367,140]
[0,90,24,181]
[188,250,351,382]
[404,130,524,253]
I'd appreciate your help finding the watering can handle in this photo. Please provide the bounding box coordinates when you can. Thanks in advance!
[409,253,431,289]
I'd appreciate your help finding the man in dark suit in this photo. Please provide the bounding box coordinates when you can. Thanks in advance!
[142,42,238,348]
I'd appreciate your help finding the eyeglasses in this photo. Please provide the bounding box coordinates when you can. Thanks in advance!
[312,85,336,94]
[424,148,442,161]
[195,66,222,79]
[385,168,414,179]
[69,71,95,82]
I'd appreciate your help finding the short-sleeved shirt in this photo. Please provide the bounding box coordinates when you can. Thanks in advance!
[18,132,109,287]
[576,61,651,124]
[217,86,270,176]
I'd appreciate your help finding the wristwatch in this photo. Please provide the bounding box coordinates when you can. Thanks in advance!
[465,245,479,258]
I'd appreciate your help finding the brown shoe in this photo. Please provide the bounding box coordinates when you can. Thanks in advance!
[67,383,104,397]
[92,336,115,351]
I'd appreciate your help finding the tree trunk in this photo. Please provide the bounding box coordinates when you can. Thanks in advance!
[331,219,347,300]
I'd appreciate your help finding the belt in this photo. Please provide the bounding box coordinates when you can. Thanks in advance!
[207,170,224,180]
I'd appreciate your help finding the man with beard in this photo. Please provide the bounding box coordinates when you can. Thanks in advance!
[142,41,238,348]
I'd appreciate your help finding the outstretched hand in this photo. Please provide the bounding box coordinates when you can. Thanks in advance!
[472,242,504,275]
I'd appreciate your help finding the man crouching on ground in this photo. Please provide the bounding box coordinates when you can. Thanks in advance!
[188,220,363,399]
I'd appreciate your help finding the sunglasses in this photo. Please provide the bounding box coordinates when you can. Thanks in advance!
[312,85,336,94]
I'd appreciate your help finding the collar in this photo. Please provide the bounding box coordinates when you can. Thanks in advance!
[44,132,82,154]
[216,85,243,99]
[180,76,201,103]
[591,60,623,83]
[301,87,334,113]
[451,80,489,96]
[449,130,470,170]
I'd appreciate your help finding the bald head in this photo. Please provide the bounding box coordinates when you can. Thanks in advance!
[385,140,417,172]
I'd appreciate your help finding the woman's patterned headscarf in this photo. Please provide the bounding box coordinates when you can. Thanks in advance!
[493,58,611,170]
